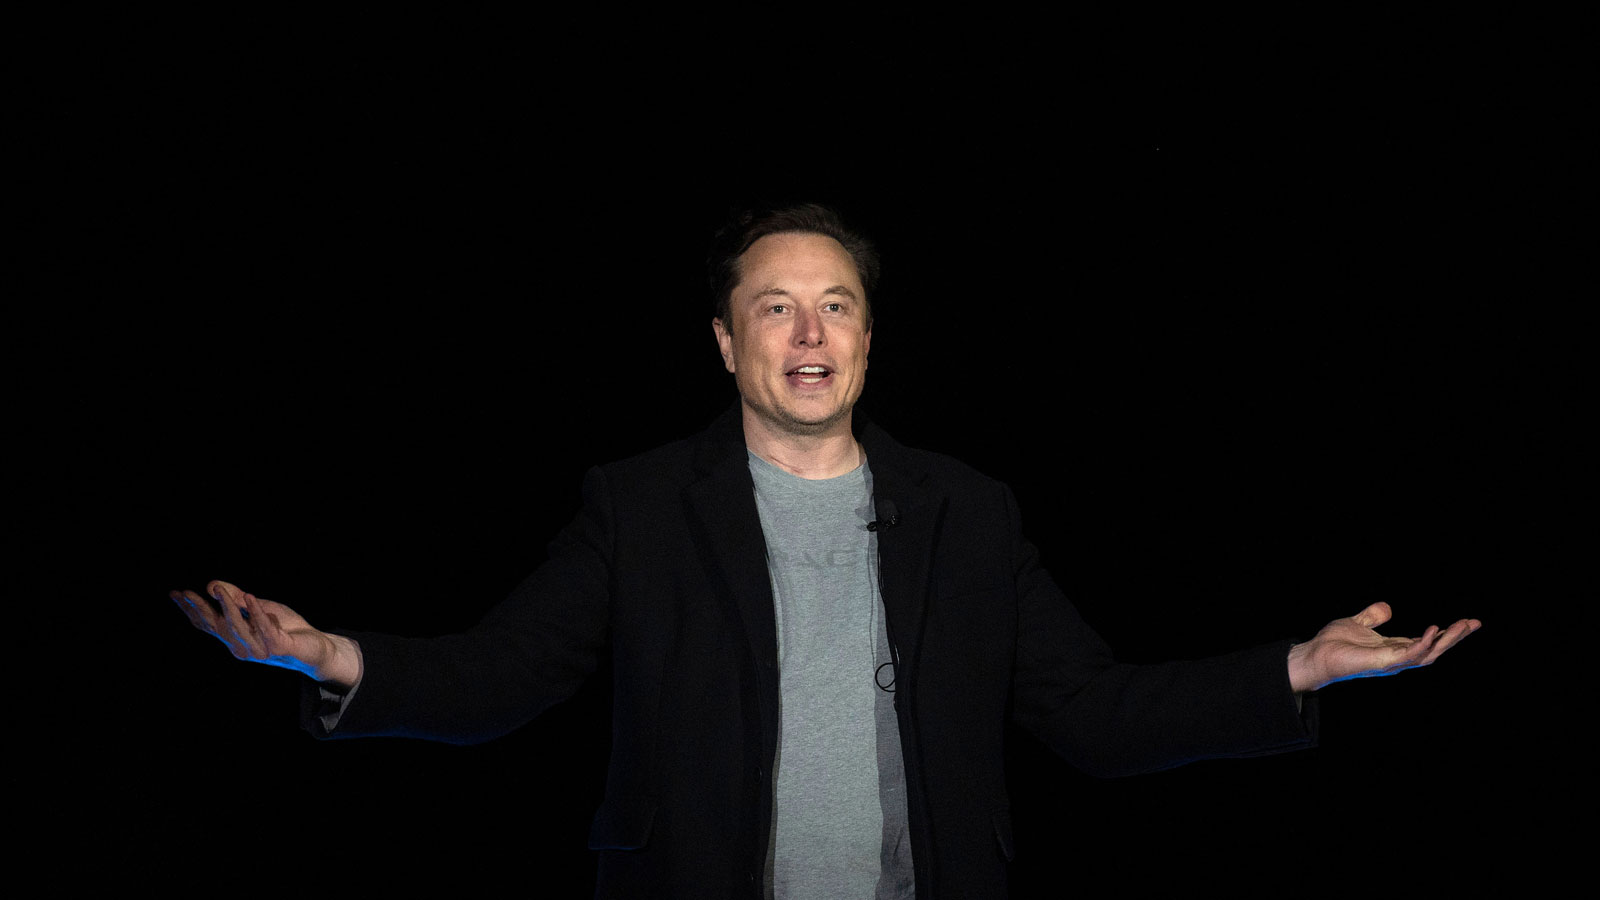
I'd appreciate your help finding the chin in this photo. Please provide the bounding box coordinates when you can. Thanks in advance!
[774,406,852,436]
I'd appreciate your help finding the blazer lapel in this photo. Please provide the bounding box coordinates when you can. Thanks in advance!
[861,422,945,688]
[681,407,781,749]
[684,465,777,671]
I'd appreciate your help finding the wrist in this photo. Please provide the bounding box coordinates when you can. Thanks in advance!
[314,633,363,690]
[1287,641,1322,694]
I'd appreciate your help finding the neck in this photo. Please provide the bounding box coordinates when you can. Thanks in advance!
[741,406,863,480]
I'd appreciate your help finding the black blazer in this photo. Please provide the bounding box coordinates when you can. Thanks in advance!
[309,405,1315,898]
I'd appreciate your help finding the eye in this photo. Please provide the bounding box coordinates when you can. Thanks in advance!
[769,304,788,314]
[824,302,843,312]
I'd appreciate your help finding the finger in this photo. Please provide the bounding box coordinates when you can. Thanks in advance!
[210,580,245,630]
[1351,601,1393,630]
[208,579,240,608]
[213,581,266,659]
[1416,619,1477,666]
[177,588,254,658]
[171,590,217,633]
[245,593,282,654]
[178,588,232,637]
[1393,625,1439,669]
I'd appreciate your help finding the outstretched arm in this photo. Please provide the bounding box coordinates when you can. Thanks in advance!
[1287,601,1480,693]
[172,579,363,689]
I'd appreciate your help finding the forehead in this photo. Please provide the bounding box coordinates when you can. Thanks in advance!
[734,232,863,300]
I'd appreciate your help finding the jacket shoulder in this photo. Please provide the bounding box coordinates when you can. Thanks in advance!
[588,408,743,500]
[899,443,1005,488]
[596,438,699,487]
[862,422,1012,503]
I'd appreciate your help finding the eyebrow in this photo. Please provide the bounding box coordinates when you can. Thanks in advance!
[750,285,859,301]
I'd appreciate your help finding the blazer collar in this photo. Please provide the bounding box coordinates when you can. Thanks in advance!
[687,400,934,487]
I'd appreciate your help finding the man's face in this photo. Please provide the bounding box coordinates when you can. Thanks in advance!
[714,232,872,439]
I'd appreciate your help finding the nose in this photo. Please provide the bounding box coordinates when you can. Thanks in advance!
[793,307,825,347]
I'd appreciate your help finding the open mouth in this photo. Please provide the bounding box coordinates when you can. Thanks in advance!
[786,365,833,385]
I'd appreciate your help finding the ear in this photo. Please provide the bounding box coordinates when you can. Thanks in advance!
[712,318,735,373]
[863,324,871,368]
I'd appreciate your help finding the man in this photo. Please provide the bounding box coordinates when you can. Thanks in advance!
[173,204,1480,899]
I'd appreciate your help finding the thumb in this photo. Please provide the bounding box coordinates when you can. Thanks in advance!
[1351,601,1393,629]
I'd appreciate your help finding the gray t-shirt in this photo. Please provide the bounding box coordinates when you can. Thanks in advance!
[749,452,914,900]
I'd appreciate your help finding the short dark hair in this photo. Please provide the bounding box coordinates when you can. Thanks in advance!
[707,203,879,333]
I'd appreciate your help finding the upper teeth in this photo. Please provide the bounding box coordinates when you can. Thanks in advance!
[796,366,826,374]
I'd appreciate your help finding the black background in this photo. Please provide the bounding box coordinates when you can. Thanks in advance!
[24,25,1578,897]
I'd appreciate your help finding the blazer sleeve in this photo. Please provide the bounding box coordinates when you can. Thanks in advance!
[300,466,616,744]
[1005,487,1317,777]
